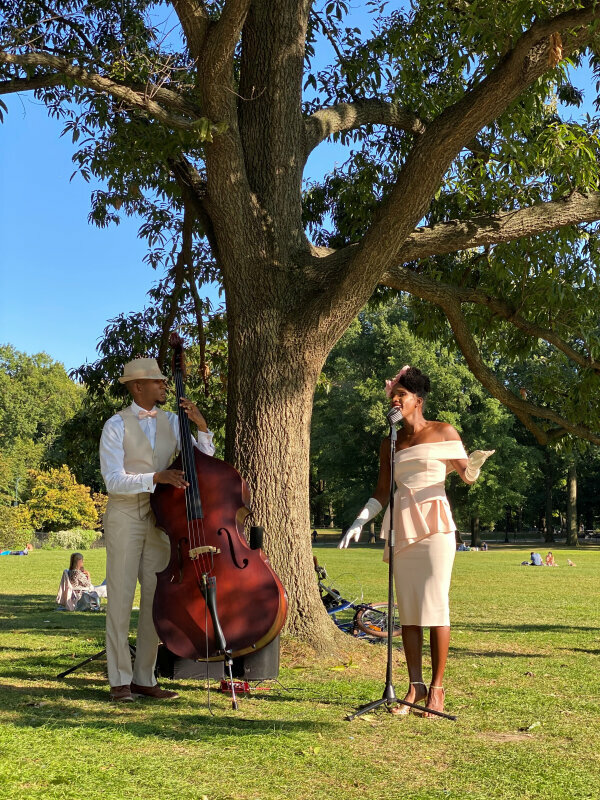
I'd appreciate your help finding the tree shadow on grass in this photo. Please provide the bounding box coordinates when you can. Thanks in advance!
[0,594,109,636]
[448,647,545,659]
[453,620,600,634]
[0,677,332,740]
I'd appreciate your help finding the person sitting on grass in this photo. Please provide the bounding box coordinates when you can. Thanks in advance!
[530,551,543,566]
[545,551,557,567]
[56,552,107,611]
[68,552,107,595]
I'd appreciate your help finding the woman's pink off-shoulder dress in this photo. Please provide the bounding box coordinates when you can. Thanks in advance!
[380,441,467,626]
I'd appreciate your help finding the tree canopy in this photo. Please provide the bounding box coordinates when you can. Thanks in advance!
[3,1,600,644]
[0,344,84,505]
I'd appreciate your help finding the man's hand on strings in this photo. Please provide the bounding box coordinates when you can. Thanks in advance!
[179,397,208,432]
[154,469,189,489]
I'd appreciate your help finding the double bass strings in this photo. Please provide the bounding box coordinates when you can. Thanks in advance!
[174,361,212,582]
[176,369,210,579]
[174,368,215,666]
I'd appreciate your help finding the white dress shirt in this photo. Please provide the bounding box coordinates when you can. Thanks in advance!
[100,401,216,495]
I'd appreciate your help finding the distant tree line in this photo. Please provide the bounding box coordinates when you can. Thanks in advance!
[310,302,600,546]
[2,312,599,552]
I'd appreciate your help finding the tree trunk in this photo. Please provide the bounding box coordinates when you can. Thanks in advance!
[470,515,481,547]
[544,453,554,542]
[223,291,341,650]
[504,506,511,543]
[566,462,578,547]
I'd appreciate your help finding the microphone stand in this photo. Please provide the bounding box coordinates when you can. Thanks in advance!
[347,407,456,721]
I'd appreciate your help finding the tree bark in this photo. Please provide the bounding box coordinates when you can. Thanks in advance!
[470,516,481,548]
[566,462,578,547]
[504,506,511,543]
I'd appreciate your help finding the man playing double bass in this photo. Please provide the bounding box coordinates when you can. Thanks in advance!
[99,357,215,702]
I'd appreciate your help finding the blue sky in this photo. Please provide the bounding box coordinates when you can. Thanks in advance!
[0,98,154,371]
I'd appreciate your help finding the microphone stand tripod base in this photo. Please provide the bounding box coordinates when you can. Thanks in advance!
[346,693,458,721]
[345,684,397,721]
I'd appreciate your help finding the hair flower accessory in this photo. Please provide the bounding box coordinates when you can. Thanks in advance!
[384,364,411,397]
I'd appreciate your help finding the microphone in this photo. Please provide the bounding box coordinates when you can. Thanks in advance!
[386,406,403,427]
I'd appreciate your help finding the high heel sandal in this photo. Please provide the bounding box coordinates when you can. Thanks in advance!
[389,681,427,716]
[423,685,445,719]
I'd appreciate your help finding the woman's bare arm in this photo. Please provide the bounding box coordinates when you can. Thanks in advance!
[438,423,473,484]
[372,438,393,505]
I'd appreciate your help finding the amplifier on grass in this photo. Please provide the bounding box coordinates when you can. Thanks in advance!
[156,635,281,682]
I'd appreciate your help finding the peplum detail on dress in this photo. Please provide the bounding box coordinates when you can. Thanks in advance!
[380,440,467,555]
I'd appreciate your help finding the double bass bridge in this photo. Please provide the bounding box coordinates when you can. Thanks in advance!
[189,545,221,561]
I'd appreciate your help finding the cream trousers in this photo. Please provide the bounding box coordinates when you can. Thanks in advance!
[104,504,170,687]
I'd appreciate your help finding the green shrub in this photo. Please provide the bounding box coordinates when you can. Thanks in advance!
[0,504,34,551]
[25,465,98,532]
[42,528,102,550]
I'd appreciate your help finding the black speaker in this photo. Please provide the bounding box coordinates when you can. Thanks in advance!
[155,645,225,680]
[232,635,280,680]
[156,636,281,682]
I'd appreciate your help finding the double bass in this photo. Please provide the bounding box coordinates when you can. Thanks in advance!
[151,333,287,664]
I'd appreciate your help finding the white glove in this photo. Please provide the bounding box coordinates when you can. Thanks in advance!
[465,449,495,482]
[338,498,382,549]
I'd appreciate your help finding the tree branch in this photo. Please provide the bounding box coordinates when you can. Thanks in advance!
[303,98,426,161]
[389,263,600,374]
[315,189,600,311]
[382,262,600,374]
[334,3,600,307]
[37,0,102,62]
[157,232,188,369]
[0,72,63,94]
[0,52,207,129]
[204,0,252,74]
[186,251,210,397]
[393,191,600,263]
[377,265,600,445]
[441,296,600,446]
[458,288,600,374]
[168,155,219,258]
[172,0,211,60]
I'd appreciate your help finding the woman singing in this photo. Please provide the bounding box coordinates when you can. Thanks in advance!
[339,366,493,717]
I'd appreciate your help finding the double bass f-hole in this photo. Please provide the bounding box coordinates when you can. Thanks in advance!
[217,527,249,570]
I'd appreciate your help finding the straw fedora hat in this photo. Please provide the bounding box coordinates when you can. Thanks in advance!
[118,358,168,384]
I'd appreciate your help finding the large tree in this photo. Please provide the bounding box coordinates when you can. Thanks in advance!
[2,1,600,647]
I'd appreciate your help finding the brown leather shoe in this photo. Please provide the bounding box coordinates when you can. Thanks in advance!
[109,684,134,702]
[130,682,179,700]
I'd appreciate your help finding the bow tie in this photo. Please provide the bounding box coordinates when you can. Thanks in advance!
[138,409,157,419]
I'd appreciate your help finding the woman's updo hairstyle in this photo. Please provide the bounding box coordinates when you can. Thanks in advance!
[396,366,431,399]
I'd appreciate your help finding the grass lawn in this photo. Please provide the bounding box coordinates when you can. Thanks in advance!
[0,543,599,800]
